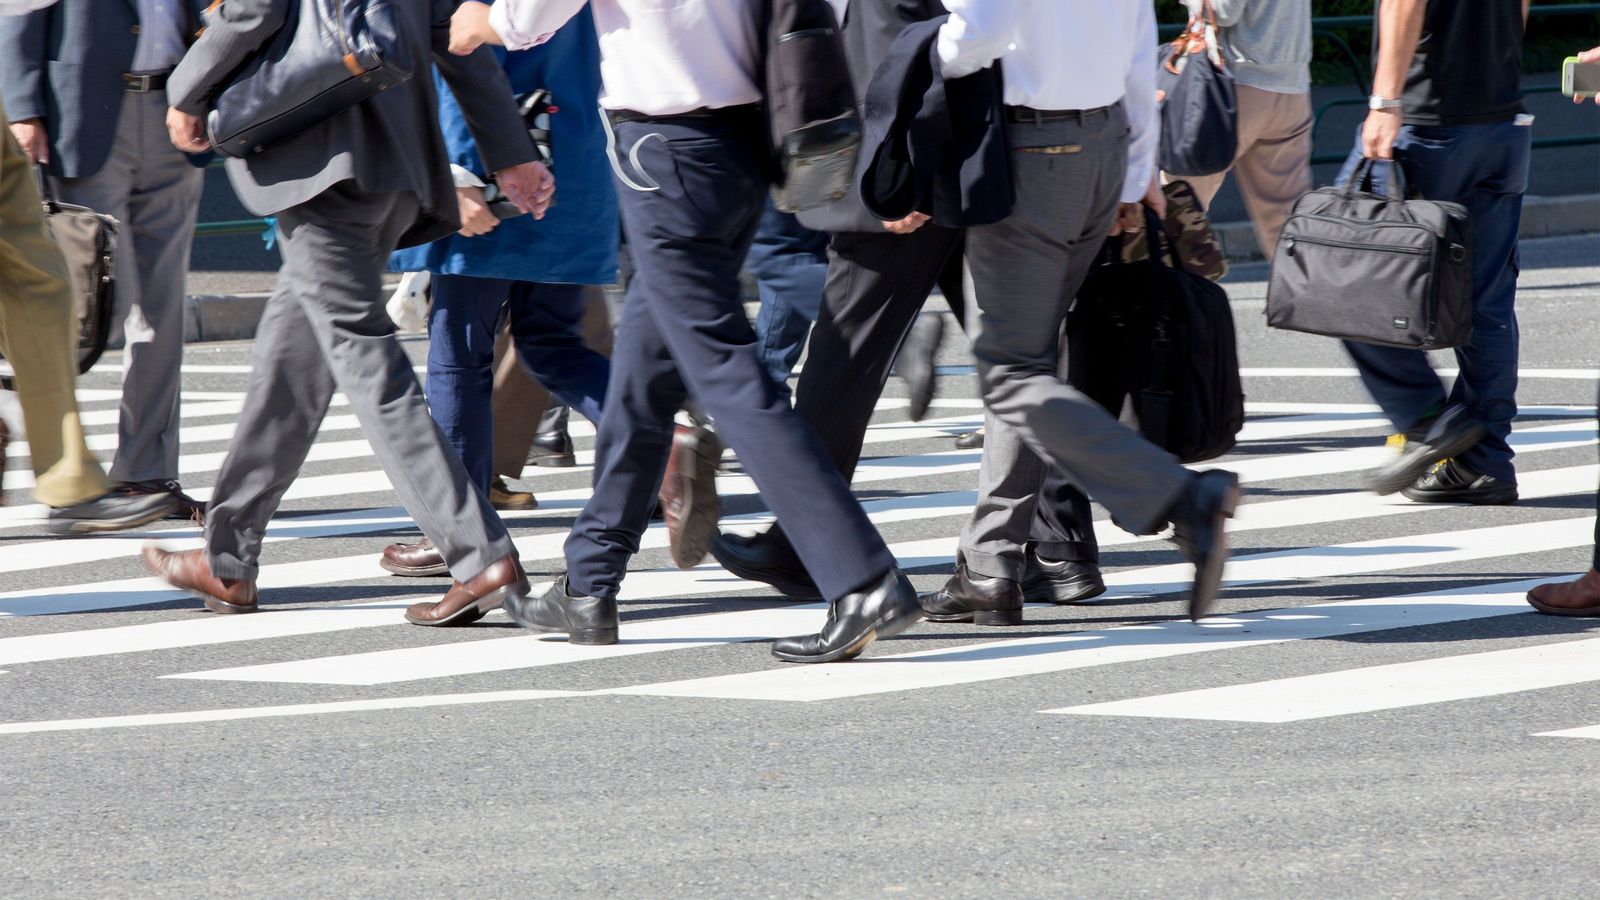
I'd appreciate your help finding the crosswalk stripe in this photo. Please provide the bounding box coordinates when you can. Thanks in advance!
[0,689,591,736]
[11,463,1593,668]
[1043,635,1600,723]
[1533,724,1600,740]
[608,577,1565,703]
[165,515,1593,686]
[1239,368,1598,380]
[0,415,1591,614]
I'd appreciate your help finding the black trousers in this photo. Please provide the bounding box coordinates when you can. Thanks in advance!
[769,225,1101,565]
[564,110,894,601]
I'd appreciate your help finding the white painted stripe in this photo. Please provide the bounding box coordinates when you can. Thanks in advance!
[169,604,828,685]
[1534,724,1600,740]
[164,514,1592,687]
[0,689,587,736]
[1048,636,1600,722]
[608,554,1586,703]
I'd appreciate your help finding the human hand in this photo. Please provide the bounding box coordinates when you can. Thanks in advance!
[882,212,930,235]
[1576,47,1600,105]
[1361,107,1401,159]
[165,108,210,153]
[456,186,501,237]
[8,118,48,165]
[493,160,555,219]
[1109,179,1165,237]
[449,1,498,55]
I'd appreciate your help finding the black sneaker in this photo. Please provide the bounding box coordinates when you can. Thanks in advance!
[1367,405,1484,496]
[1401,459,1518,505]
[46,489,177,535]
[117,480,206,524]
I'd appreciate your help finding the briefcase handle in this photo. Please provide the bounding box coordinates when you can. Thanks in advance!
[1344,157,1407,201]
[33,162,61,213]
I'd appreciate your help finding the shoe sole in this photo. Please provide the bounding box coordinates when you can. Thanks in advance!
[511,619,619,645]
[529,454,576,468]
[491,497,539,511]
[47,502,175,536]
[668,431,724,570]
[1022,577,1108,606]
[379,558,450,578]
[1188,480,1242,622]
[1526,591,1600,617]
[1367,426,1486,495]
[770,597,925,663]
[404,586,510,627]
[1399,487,1519,506]
[201,594,259,615]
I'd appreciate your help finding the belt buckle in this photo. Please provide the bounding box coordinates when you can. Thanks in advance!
[123,73,154,92]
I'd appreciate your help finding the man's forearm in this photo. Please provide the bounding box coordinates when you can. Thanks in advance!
[1372,0,1426,99]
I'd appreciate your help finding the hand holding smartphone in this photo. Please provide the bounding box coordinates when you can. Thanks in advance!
[1564,55,1600,103]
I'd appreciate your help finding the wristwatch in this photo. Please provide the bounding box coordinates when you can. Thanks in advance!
[1368,95,1403,111]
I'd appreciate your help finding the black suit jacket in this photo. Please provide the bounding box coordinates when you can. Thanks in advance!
[855,16,1012,230]
[797,0,946,234]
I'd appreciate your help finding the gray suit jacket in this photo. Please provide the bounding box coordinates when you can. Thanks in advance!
[797,0,945,234]
[167,0,537,248]
[0,0,211,178]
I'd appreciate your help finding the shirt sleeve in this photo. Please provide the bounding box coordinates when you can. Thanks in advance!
[935,0,1024,79]
[488,0,586,51]
[0,0,57,14]
[1122,0,1159,202]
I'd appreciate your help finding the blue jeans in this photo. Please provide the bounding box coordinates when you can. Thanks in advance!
[1335,121,1531,483]
[426,275,609,494]
[747,199,829,396]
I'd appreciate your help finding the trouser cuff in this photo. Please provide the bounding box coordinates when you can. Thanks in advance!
[960,547,1024,583]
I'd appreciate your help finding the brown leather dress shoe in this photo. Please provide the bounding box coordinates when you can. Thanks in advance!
[405,554,531,627]
[141,544,258,614]
[1527,569,1600,617]
[489,477,537,511]
[380,537,449,577]
[661,422,724,570]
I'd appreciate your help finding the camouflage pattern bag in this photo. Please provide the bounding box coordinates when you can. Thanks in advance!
[1120,179,1227,282]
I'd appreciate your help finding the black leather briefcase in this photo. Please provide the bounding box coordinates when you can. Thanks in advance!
[1267,159,1473,351]
[206,0,414,158]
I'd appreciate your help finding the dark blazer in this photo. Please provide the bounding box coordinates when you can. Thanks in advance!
[856,16,1012,229]
[797,0,946,234]
[0,0,212,178]
[167,0,537,249]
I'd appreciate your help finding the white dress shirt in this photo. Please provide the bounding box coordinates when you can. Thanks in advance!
[937,0,1159,202]
[0,0,58,13]
[132,0,189,72]
[488,0,762,116]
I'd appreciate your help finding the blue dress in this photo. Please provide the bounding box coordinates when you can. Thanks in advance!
[389,8,618,284]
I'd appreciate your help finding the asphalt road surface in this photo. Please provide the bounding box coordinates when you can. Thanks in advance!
[2,234,1598,897]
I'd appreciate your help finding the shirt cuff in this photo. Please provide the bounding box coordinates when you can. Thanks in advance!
[487,1,552,52]
[1121,171,1151,204]
[451,165,487,189]
[935,20,984,80]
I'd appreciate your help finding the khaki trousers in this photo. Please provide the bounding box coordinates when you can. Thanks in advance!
[490,284,613,478]
[0,103,109,508]
[1179,85,1313,257]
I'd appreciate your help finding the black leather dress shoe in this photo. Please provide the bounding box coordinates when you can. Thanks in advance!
[48,489,177,535]
[770,569,922,663]
[1402,459,1518,505]
[1368,405,1484,496]
[953,428,985,450]
[895,311,944,422]
[710,531,821,599]
[528,427,576,468]
[502,575,619,645]
[1022,554,1106,605]
[1168,470,1241,622]
[920,561,1024,625]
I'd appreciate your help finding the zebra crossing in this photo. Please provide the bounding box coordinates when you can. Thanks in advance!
[1,354,1598,742]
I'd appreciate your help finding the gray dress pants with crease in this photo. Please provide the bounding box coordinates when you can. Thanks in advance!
[959,105,1191,582]
[204,183,513,582]
[52,90,204,484]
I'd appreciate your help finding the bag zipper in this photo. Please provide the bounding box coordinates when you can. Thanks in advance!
[1283,235,1428,257]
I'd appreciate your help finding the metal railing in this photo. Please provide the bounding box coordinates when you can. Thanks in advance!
[196,4,1600,241]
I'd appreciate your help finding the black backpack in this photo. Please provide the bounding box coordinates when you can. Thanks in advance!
[1069,210,1245,464]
